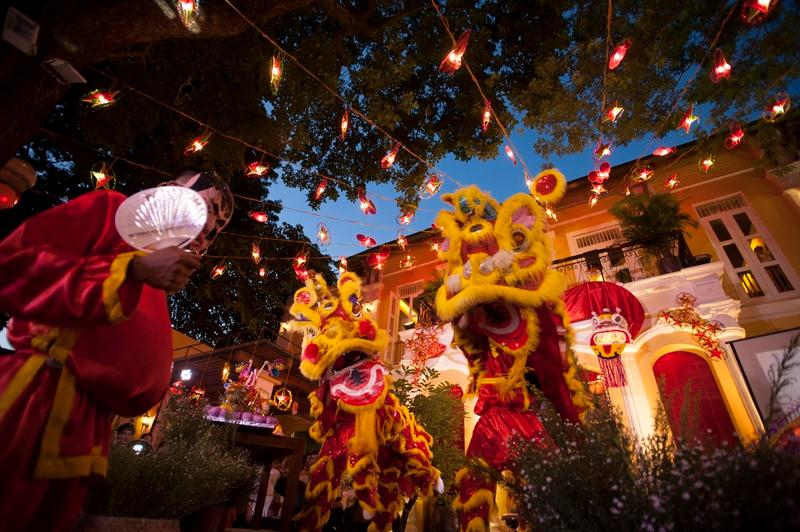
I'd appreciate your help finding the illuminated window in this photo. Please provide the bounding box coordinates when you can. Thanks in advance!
[695,194,797,300]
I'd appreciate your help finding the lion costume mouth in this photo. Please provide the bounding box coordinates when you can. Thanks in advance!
[471,300,529,351]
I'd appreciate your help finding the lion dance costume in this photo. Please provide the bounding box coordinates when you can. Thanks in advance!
[289,272,441,532]
[433,170,590,532]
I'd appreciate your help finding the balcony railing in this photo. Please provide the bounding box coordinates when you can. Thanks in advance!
[550,232,707,290]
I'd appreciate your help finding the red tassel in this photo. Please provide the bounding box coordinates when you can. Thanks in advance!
[599,357,627,387]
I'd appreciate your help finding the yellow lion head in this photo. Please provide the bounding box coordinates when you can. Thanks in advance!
[434,169,568,351]
[288,272,388,380]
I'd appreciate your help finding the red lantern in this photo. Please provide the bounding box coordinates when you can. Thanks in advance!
[399,255,415,269]
[184,132,211,154]
[313,178,328,200]
[677,104,699,134]
[588,170,600,184]
[699,155,715,173]
[367,246,391,270]
[251,241,261,264]
[481,101,492,132]
[604,102,624,123]
[81,89,118,108]
[633,166,653,182]
[357,234,377,248]
[608,38,632,70]
[249,211,268,223]
[316,223,331,246]
[504,145,517,166]
[177,0,199,28]
[293,251,309,281]
[664,173,680,190]
[258,266,267,277]
[90,163,115,190]
[397,208,415,226]
[245,161,270,177]
[594,141,612,160]
[397,231,408,250]
[211,261,227,280]
[725,122,745,149]
[710,48,732,83]
[440,30,471,74]
[340,107,350,141]
[380,142,401,169]
[765,94,790,122]
[591,183,607,195]
[270,55,282,94]
[429,240,442,252]
[588,194,599,208]
[420,175,443,199]
[357,187,376,215]
[653,146,676,157]
[741,0,777,24]
[598,161,611,181]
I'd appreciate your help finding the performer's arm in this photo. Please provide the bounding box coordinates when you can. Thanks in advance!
[0,190,144,327]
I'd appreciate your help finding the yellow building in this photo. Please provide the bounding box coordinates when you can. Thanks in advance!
[347,125,800,448]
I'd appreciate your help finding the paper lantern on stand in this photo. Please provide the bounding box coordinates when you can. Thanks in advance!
[0,158,36,209]
[563,282,646,389]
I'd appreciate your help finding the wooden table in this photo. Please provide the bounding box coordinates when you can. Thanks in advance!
[232,428,305,532]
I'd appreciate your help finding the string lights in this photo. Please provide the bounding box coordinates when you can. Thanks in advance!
[251,241,261,264]
[316,223,331,246]
[184,131,211,154]
[245,161,270,177]
[90,162,115,189]
[710,48,732,83]
[653,146,676,157]
[81,89,118,108]
[439,30,471,74]
[725,122,745,149]
[607,38,632,70]
[380,142,401,169]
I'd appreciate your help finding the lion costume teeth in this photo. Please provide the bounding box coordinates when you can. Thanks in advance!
[288,272,440,532]
[434,170,591,532]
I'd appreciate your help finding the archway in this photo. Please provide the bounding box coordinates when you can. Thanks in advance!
[653,351,737,445]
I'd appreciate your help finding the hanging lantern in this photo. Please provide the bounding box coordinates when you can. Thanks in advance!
[653,146,676,157]
[397,231,408,250]
[710,48,732,83]
[357,187,377,215]
[338,256,348,275]
[397,208,415,226]
[481,101,492,132]
[338,107,351,140]
[588,170,600,184]
[741,0,776,24]
[545,205,558,222]
[245,161,270,177]
[293,251,309,281]
[603,102,624,123]
[251,241,261,264]
[272,386,293,411]
[188,385,206,402]
[664,173,680,190]
[624,184,631,196]
[598,161,611,181]
[590,183,607,195]
[429,240,442,252]
[589,308,632,387]
[270,55,282,94]
[357,233,377,248]
[399,255,415,269]
[211,261,227,279]
[677,104,699,133]
[588,194,599,208]
[632,166,654,182]
[725,122,745,149]
[81,89,118,109]
[699,155,715,173]
[184,132,211,154]
[0,158,36,209]
[419,175,443,199]
[504,145,517,166]
[608,38,632,70]
[594,141,612,160]
[249,211,268,223]
[176,0,199,29]
[258,266,267,277]
[313,178,328,200]
[764,94,790,122]
[367,246,391,270]
[90,162,115,190]
[316,223,331,245]
[222,362,231,383]
[380,142,401,169]
[439,30,471,74]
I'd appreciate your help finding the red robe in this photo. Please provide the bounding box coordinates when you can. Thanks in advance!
[0,190,173,530]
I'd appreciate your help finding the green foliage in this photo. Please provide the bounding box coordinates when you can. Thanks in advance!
[610,192,698,242]
[394,365,467,504]
[765,333,800,430]
[88,397,258,519]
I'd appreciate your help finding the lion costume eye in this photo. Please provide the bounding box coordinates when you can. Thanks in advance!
[352,301,362,317]
[511,229,528,252]
[459,196,473,215]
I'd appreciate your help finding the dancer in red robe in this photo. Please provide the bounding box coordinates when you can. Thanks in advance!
[0,169,233,530]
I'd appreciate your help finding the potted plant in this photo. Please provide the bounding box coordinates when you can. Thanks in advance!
[80,396,258,532]
[609,192,698,275]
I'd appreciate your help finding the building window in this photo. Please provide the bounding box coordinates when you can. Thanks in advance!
[694,194,797,301]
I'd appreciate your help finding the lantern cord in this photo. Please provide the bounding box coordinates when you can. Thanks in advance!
[598,0,613,132]
[223,0,463,188]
